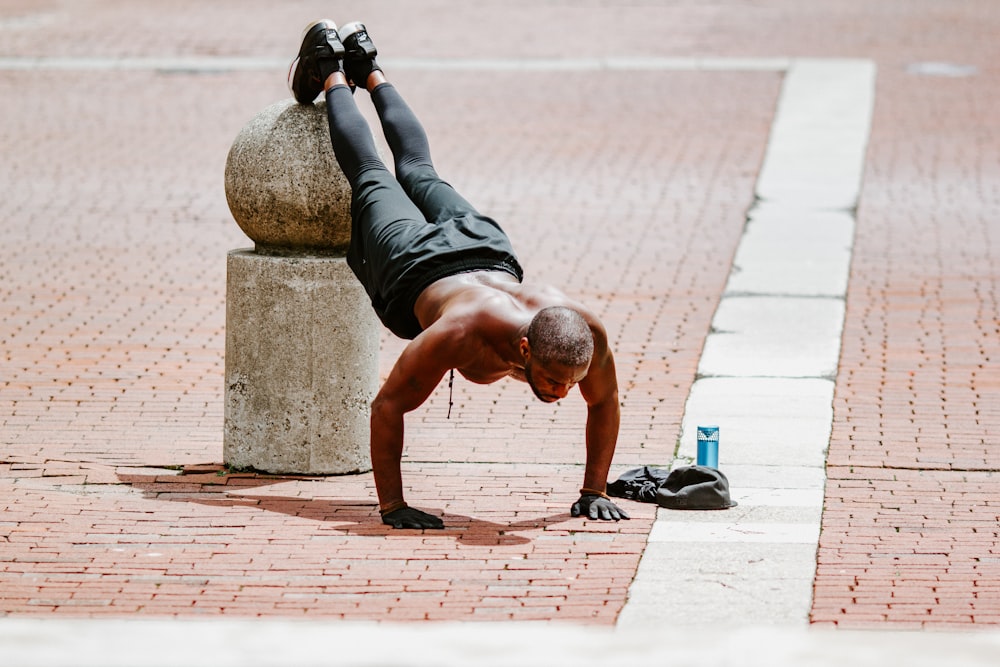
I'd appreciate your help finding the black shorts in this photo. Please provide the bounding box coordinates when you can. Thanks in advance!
[345,166,523,340]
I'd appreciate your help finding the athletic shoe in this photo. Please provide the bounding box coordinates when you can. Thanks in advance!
[288,19,346,104]
[339,21,382,90]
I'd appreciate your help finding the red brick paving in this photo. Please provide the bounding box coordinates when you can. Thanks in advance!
[648,0,1000,630]
[0,3,774,621]
[3,0,1000,629]
[2,462,653,620]
[812,39,1000,626]
[814,468,1000,627]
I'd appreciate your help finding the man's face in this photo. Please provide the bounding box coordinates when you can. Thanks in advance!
[524,358,589,403]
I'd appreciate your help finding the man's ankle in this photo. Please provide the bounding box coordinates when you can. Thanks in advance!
[324,70,350,91]
[366,70,388,92]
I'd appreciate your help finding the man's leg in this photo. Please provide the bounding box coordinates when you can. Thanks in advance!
[339,23,483,225]
[288,21,423,230]
[322,77,386,188]
[290,21,446,529]
[322,74,435,319]
[373,83,485,225]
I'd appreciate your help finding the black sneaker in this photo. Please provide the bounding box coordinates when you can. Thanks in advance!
[339,21,381,90]
[288,19,346,104]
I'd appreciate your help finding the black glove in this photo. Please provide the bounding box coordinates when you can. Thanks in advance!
[572,493,630,521]
[381,505,444,529]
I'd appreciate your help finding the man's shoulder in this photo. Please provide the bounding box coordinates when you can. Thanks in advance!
[435,289,523,334]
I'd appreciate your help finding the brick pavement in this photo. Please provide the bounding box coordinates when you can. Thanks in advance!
[2,0,999,631]
[0,1,775,621]
[812,39,1000,627]
[653,0,1000,629]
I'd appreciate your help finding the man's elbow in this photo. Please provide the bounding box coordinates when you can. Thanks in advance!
[370,394,392,422]
[588,389,619,414]
[371,393,410,424]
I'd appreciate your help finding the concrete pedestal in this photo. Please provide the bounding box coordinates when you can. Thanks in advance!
[223,249,377,474]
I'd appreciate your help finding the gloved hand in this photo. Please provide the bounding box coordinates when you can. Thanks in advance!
[572,493,630,521]
[381,504,444,529]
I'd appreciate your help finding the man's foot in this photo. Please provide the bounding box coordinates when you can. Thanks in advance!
[288,19,347,104]
[380,505,444,530]
[339,21,382,90]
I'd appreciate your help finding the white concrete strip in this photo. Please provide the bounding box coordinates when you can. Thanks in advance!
[734,487,825,507]
[697,297,846,378]
[619,58,875,629]
[0,56,290,71]
[727,206,856,298]
[5,619,1000,667]
[718,462,828,490]
[388,56,793,72]
[755,58,877,210]
[649,521,821,544]
[0,55,792,73]
[678,378,834,467]
[623,540,820,625]
[624,576,817,625]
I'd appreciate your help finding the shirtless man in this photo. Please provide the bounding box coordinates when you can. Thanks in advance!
[289,20,629,529]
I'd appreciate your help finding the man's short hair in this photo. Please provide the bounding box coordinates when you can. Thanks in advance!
[526,306,594,368]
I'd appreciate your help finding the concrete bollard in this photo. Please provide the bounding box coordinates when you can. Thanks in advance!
[222,99,376,474]
[225,98,353,255]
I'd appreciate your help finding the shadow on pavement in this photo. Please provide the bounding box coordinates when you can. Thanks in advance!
[117,463,574,546]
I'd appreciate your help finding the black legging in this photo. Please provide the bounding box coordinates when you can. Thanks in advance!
[325,83,477,224]
[326,83,431,184]
[323,83,523,339]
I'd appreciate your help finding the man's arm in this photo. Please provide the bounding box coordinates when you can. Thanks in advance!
[576,323,629,520]
[369,326,457,528]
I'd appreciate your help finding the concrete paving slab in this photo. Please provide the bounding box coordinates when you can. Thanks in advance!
[748,201,856,227]
[620,545,817,625]
[651,492,823,531]
[623,579,815,626]
[696,297,845,378]
[735,487,825,507]
[755,59,876,210]
[657,504,822,526]
[649,521,820,544]
[6,618,1000,667]
[624,541,822,582]
[680,420,830,467]
[716,463,827,490]
[677,377,834,467]
[727,208,855,297]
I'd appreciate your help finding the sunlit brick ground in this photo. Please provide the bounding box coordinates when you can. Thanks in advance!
[2,0,999,626]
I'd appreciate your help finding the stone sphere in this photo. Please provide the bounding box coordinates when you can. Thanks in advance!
[225,98,353,255]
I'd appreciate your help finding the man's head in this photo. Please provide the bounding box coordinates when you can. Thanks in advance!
[520,306,594,403]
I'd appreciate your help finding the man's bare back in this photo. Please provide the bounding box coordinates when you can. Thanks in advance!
[413,271,593,386]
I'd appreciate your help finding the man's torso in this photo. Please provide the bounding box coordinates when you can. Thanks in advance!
[413,270,586,384]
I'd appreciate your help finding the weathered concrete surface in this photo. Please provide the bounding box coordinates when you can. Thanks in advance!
[224,250,376,474]
[224,98,353,254]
